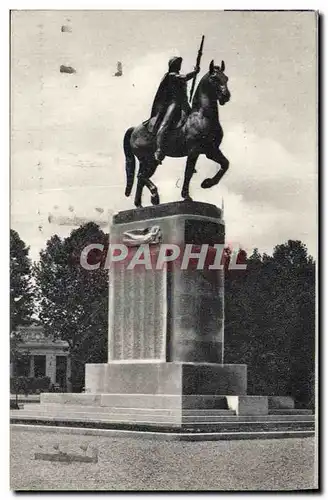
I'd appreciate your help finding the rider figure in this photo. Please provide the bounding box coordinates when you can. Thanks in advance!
[149,56,200,164]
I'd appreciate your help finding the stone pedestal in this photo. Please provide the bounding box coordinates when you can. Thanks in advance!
[86,362,247,395]
[84,201,247,410]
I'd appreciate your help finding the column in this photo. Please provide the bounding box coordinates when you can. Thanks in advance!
[66,355,72,392]
[29,355,35,377]
[46,353,56,384]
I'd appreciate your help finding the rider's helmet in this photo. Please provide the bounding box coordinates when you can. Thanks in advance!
[168,56,182,73]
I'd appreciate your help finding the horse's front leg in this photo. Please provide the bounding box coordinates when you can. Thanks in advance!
[144,177,160,205]
[201,149,229,189]
[181,153,199,201]
[134,174,145,208]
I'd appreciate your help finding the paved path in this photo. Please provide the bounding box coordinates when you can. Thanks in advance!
[10,426,317,491]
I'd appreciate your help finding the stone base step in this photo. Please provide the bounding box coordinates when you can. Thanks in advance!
[10,411,315,434]
[11,412,315,426]
[11,423,315,441]
[39,393,311,413]
[10,407,314,423]
[40,393,231,409]
[269,409,313,415]
[23,404,236,416]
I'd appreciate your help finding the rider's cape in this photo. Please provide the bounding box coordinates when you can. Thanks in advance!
[145,72,189,131]
[150,72,173,118]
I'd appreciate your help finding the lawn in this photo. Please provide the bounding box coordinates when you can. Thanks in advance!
[10,426,317,491]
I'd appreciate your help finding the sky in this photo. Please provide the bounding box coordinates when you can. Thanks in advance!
[11,10,317,261]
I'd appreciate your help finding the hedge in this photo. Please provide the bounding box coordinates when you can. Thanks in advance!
[10,376,51,395]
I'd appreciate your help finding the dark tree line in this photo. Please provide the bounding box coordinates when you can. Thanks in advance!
[10,226,315,404]
[10,230,34,371]
[224,241,315,407]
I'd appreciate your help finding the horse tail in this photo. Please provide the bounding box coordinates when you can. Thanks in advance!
[123,127,136,197]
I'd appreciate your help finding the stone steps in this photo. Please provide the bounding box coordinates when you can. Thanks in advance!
[11,423,315,441]
[30,404,235,416]
[182,415,314,424]
[182,420,314,431]
[269,409,313,415]
[10,407,314,423]
[11,411,315,425]
[10,405,315,433]
[12,402,313,416]
[10,399,315,439]
[10,414,315,435]
[40,393,231,410]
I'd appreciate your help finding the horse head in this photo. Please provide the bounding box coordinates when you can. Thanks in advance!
[208,60,231,105]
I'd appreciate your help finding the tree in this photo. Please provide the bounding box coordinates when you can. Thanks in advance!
[10,229,34,370]
[271,240,315,406]
[224,240,315,407]
[34,223,109,392]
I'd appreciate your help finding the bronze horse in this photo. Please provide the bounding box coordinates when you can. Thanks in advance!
[123,60,231,207]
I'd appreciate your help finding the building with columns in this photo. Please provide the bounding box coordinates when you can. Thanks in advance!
[11,325,71,391]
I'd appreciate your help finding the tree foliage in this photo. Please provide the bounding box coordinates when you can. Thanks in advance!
[33,223,109,391]
[10,229,34,366]
[224,240,315,407]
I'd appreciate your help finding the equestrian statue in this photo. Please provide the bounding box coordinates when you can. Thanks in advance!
[123,36,231,207]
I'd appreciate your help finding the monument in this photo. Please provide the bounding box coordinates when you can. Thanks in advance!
[85,200,248,418]
[11,44,314,437]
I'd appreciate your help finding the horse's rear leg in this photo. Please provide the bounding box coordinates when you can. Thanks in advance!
[201,149,229,189]
[182,153,199,200]
[135,160,160,207]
